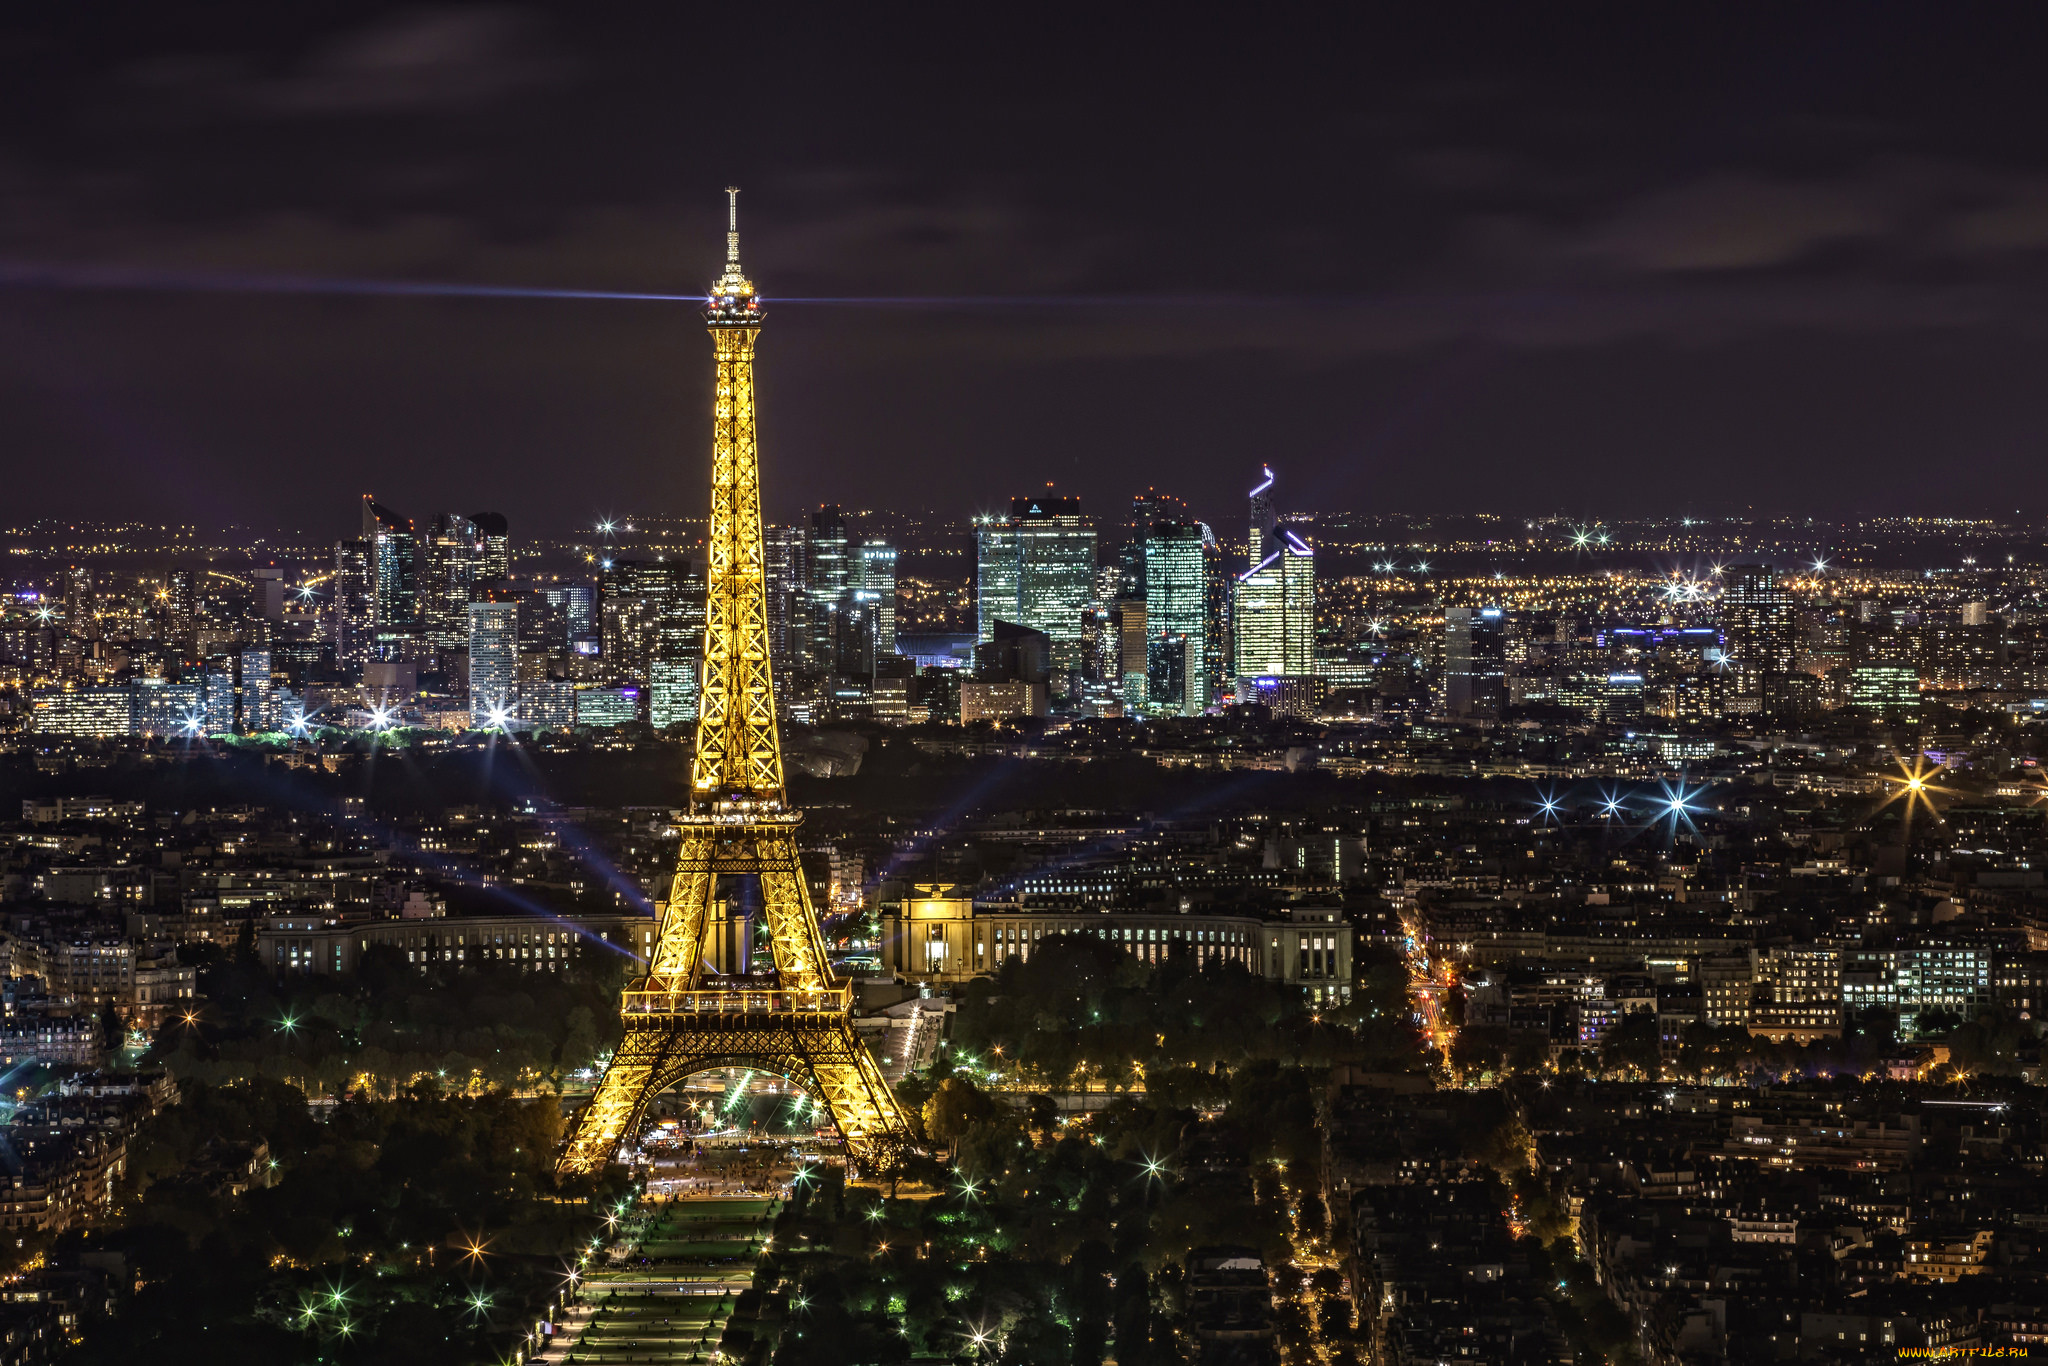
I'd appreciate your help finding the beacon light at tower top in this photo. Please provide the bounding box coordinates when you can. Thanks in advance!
[704,185,762,325]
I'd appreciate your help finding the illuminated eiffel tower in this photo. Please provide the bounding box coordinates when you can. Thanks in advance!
[557,190,912,1177]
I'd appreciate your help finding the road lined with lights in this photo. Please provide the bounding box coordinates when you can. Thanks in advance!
[1402,914,1458,1076]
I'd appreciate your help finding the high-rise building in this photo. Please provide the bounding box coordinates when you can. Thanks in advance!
[764,523,808,673]
[1248,466,1277,561]
[1849,663,1920,719]
[650,559,706,730]
[1112,599,1148,703]
[63,567,95,641]
[467,588,520,726]
[834,592,882,679]
[1148,632,1192,715]
[420,513,483,649]
[472,512,510,579]
[599,560,653,676]
[539,583,597,654]
[975,516,1019,639]
[133,680,202,738]
[165,568,197,654]
[200,664,234,735]
[1118,490,1188,598]
[854,542,899,656]
[805,506,850,673]
[976,495,1096,679]
[362,497,419,652]
[252,568,287,623]
[1444,607,1506,718]
[237,646,276,733]
[1232,466,1316,688]
[1144,521,1208,714]
[333,538,373,667]
[1720,564,1798,676]
[521,678,577,730]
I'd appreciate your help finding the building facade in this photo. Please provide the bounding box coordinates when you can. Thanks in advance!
[877,886,1353,1004]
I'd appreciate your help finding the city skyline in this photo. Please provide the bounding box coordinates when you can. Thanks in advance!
[14,15,2048,1364]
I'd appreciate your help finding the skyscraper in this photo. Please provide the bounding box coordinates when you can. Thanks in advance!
[854,541,899,657]
[1719,564,1799,675]
[1118,489,1188,597]
[600,559,699,690]
[1444,607,1506,718]
[165,568,197,654]
[332,538,373,667]
[1144,521,1208,714]
[1113,599,1148,703]
[472,512,510,579]
[650,558,707,730]
[806,506,850,673]
[542,583,597,653]
[975,515,1019,638]
[764,523,808,673]
[467,588,519,726]
[1232,466,1316,688]
[362,497,419,652]
[1247,466,1276,562]
[976,495,1097,679]
[63,567,95,640]
[420,513,482,649]
[237,646,276,733]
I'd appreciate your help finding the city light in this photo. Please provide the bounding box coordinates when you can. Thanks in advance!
[15,173,2048,1364]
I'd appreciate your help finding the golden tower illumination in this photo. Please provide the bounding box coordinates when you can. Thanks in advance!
[557,190,912,1177]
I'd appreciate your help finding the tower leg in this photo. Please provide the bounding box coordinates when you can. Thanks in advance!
[647,829,719,985]
[559,1029,674,1178]
[755,838,830,992]
[808,1039,915,1166]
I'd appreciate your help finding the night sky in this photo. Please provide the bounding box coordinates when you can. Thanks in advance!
[7,7,2048,535]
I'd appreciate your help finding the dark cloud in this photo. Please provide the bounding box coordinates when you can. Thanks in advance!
[243,8,567,117]
[5,7,2048,531]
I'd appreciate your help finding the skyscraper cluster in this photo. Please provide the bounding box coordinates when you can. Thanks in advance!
[17,465,1337,738]
[949,469,1321,721]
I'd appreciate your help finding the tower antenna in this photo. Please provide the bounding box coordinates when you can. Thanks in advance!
[725,186,741,265]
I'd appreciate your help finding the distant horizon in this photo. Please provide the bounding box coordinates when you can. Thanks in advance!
[4,505,2048,546]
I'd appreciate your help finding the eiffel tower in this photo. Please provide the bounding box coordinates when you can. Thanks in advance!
[557,190,913,1177]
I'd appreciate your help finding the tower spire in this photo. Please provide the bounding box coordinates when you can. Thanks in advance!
[706,185,759,324]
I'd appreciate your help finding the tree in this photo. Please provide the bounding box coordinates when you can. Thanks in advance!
[559,1006,599,1074]
[921,1076,1000,1157]
[99,999,125,1051]
[1599,1012,1661,1078]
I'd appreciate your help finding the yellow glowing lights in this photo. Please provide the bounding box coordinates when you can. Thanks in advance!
[558,193,911,1180]
[1881,757,1947,824]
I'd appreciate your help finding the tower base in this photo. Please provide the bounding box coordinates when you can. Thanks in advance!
[557,1004,914,1177]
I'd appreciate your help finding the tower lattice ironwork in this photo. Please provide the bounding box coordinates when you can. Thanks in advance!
[557,190,913,1177]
